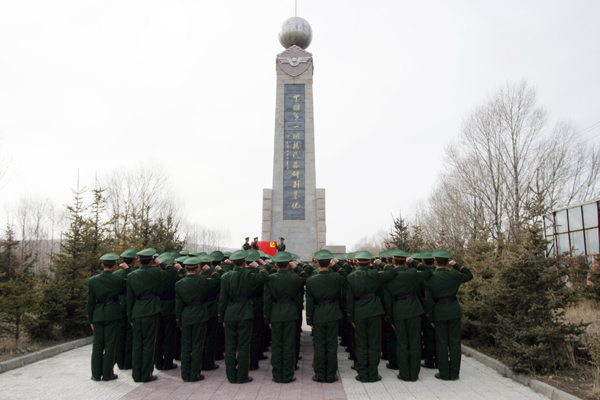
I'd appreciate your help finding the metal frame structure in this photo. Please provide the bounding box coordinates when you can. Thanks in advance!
[544,197,600,261]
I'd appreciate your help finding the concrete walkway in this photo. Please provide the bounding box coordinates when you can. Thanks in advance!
[0,326,550,400]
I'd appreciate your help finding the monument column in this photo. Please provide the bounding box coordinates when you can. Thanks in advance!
[262,17,326,260]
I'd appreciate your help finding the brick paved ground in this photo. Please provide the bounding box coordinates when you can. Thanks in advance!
[0,323,550,400]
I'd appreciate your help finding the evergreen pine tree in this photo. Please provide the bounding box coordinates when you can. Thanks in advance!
[384,214,411,251]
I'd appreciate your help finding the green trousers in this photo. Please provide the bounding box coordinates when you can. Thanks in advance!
[91,319,121,380]
[224,320,253,383]
[155,313,177,370]
[421,315,436,368]
[115,316,132,369]
[435,318,462,380]
[270,321,297,383]
[385,317,398,368]
[394,316,421,381]
[354,316,381,382]
[249,314,264,369]
[312,320,339,382]
[181,322,207,381]
[131,315,159,382]
[203,317,218,369]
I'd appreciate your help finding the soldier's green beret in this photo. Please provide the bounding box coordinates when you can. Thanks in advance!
[273,251,293,263]
[120,248,138,258]
[230,250,248,261]
[223,252,231,258]
[137,248,156,257]
[291,253,300,261]
[180,251,189,256]
[188,252,199,257]
[280,237,285,241]
[157,252,176,266]
[347,252,355,260]
[210,251,224,262]
[354,250,374,260]
[432,249,451,259]
[100,253,120,264]
[170,251,181,258]
[336,254,347,261]
[258,251,266,257]
[183,257,201,266]
[198,254,213,263]
[420,250,433,260]
[314,250,334,260]
[264,254,272,259]
[378,251,388,258]
[175,255,189,263]
[410,253,421,259]
[246,249,261,262]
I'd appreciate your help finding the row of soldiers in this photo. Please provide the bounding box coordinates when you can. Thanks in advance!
[86,246,472,384]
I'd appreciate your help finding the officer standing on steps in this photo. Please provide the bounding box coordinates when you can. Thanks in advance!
[383,250,432,382]
[251,237,259,250]
[175,256,221,382]
[243,237,251,250]
[264,251,307,383]
[113,248,138,370]
[305,250,345,383]
[277,237,286,252]
[425,249,473,381]
[126,248,181,382]
[217,250,270,384]
[345,251,398,382]
[87,253,126,382]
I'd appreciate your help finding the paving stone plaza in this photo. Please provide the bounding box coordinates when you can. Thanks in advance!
[0,323,552,400]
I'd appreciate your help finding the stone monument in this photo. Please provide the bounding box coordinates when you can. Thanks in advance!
[262,17,326,260]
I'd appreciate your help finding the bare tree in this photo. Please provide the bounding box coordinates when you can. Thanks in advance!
[181,222,231,253]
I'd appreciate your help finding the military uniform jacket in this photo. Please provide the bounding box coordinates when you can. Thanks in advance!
[157,265,180,317]
[87,271,126,324]
[425,264,473,322]
[175,272,221,327]
[251,241,259,250]
[113,266,137,316]
[305,270,345,325]
[264,267,307,324]
[383,265,432,321]
[249,268,265,318]
[204,267,222,318]
[345,266,397,323]
[277,244,286,252]
[126,264,178,322]
[243,243,251,250]
[218,266,269,323]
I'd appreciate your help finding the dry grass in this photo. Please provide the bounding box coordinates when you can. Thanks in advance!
[0,334,69,363]
[564,298,600,339]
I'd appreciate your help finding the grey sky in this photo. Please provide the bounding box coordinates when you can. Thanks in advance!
[0,0,599,250]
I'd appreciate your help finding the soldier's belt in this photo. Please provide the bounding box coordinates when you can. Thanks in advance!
[249,293,261,299]
[230,297,249,302]
[355,293,377,301]
[204,295,218,303]
[159,291,176,301]
[434,296,457,303]
[274,298,295,303]
[184,301,203,307]
[315,299,336,306]
[97,297,119,305]
[394,293,416,301]
[137,294,157,300]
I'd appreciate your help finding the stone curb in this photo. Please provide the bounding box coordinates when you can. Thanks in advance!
[0,336,93,374]
[462,345,582,400]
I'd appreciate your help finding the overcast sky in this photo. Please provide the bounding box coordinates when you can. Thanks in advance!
[0,0,599,250]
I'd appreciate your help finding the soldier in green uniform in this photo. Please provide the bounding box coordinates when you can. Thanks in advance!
[306,250,345,383]
[154,251,181,371]
[113,248,137,370]
[264,251,307,383]
[243,237,251,250]
[383,250,432,382]
[277,237,286,252]
[173,254,189,362]
[418,250,437,369]
[175,256,221,382]
[345,251,397,382]
[425,250,473,381]
[127,248,180,382]
[87,253,126,381]
[251,237,259,250]
[217,250,270,384]
[247,250,268,370]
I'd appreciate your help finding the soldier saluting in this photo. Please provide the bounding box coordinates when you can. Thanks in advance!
[87,253,126,382]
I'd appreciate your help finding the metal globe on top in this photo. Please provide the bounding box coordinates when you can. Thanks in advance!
[278,16,313,49]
